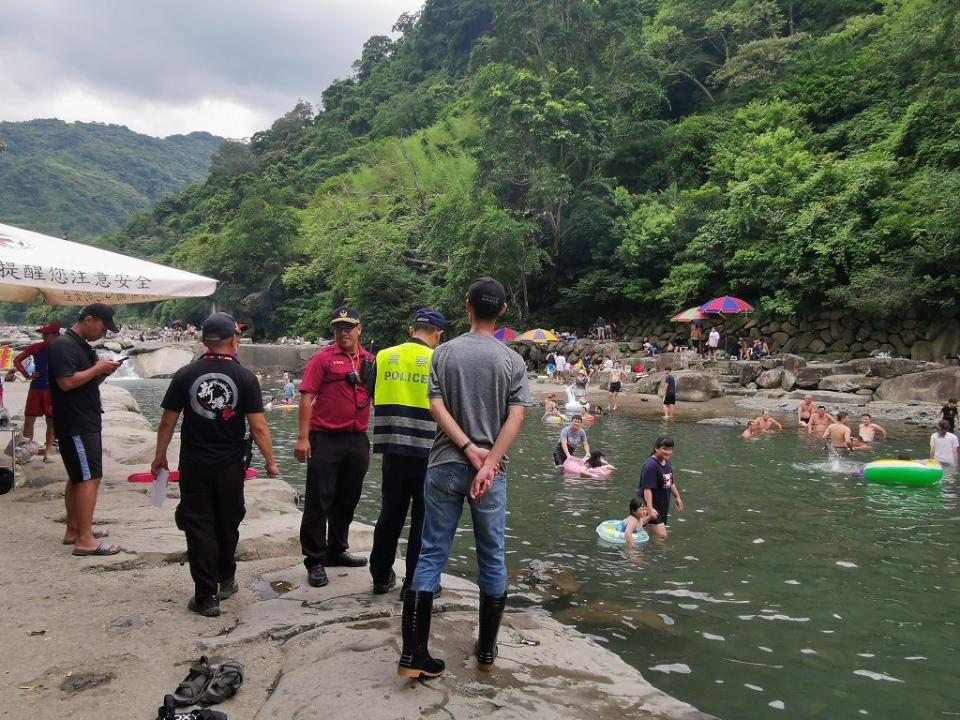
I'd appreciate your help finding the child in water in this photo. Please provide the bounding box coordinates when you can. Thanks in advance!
[622,496,653,547]
[576,450,616,478]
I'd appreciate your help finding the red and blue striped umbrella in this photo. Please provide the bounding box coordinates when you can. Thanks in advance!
[698,296,754,314]
[494,327,519,341]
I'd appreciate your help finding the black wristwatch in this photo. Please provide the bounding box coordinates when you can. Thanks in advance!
[460,440,473,451]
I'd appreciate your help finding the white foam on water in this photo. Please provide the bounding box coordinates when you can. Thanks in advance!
[678,603,699,610]
[745,683,764,692]
[683,555,699,561]
[833,613,843,619]
[739,614,810,623]
[652,589,748,604]
[649,663,691,675]
[836,561,858,568]
[854,669,904,683]
[702,632,725,641]
[905,656,927,661]
[857,653,875,658]
[769,700,785,710]
[753,538,765,544]
[758,646,773,653]
[715,680,724,684]
[658,613,675,626]
[784,579,800,585]
[801,648,817,655]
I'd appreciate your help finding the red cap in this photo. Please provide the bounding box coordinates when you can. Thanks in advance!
[36,322,61,335]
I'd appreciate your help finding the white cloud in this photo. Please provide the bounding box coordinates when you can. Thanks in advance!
[0,0,424,138]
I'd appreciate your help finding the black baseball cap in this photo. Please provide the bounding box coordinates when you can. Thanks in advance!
[414,308,446,331]
[330,306,360,326]
[467,277,506,313]
[201,312,243,341]
[79,303,119,333]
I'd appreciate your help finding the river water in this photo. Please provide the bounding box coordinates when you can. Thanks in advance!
[112,377,958,719]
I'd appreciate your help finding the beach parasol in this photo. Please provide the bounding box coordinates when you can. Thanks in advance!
[698,296,754,314]
[494,327,519,341]
[0,222,217,305]
[670,306,710,323]
[517,328,560,343]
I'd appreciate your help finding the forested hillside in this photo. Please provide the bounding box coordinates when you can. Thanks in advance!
[99,0,959,343]
[0,119,222,239]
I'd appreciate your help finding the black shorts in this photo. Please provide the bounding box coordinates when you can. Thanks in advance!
[664,393,676,406]
[647,495,671,526]
[59,432,103,483]
[609,382,622,393]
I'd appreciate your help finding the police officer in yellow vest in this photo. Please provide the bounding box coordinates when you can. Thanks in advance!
[369,308,446,596]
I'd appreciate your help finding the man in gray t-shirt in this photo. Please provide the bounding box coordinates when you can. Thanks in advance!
[398,277,530,681]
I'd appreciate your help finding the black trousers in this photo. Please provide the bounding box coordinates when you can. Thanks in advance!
[175,458,246,598]
[300,430,370,569]
[369,452,427,583]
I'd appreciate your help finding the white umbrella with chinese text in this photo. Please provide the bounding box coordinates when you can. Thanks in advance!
[0,223,217,305]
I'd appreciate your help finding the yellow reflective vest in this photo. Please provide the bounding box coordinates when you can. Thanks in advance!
[373,339,436,457]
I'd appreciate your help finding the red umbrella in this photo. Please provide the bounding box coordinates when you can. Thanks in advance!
[494,327,519,341]
[698,296,754,314]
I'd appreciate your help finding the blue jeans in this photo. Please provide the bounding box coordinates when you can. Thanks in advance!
[412,462,507,596]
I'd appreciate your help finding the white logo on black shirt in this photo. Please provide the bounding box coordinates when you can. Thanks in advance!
[188,373,239,419]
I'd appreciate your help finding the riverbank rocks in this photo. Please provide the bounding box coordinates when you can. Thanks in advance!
[129,346,196,378]
[818,374,883,392]
[874,367,960,403]
[786,389,871,406]
[795,364,834,389]
[674,371,721,402]
[755,368,784,389]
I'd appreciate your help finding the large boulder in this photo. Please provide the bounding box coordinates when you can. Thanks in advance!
[786,389,871,406]
[783,353,806,373]
[129,346,196,378]
[633,374,662,395]
[737,361,761,385]
[673,371,721,402]
[755,368,784,389]
[654,353,685,371]
[874,368,960,403]
[864,357,942,379]
[795,364,835,389]
[818,374,882,393]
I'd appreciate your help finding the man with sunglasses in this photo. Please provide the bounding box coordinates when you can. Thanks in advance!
[295,306,375,588]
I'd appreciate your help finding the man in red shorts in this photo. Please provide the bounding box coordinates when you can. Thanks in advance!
[13,321,61,463]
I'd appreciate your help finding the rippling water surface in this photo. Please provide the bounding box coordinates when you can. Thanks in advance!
[115,378,959,719]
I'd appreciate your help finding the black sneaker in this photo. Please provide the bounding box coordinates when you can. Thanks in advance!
[325,552,367,568]
[307,565,329,588]
[372,569,397,594]
[187,594,221,617]
[218,577,239,600]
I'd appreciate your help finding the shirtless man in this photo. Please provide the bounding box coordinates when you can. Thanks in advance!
[858,414,887,442]
[608,361,624,411]
[742,420,759,439]
[823,411,853,449]
[807,405,834,435]
[797,395,816,427]
[753,410,783,432]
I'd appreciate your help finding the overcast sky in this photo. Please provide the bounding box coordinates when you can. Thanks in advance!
[0,0,423,139]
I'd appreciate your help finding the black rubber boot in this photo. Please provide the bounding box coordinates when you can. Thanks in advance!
[475,593,507,671]
[397,591,445,679]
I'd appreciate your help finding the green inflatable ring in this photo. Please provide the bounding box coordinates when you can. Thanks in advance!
[863,459,943,486]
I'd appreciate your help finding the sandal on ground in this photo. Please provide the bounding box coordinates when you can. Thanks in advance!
[158,694,227,720]
[63,529,109,545]
[72,542,120,556]
[172,656,213,707]
[197,661,243,705]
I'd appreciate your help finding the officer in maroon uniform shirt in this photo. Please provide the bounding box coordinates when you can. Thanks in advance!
[295,306,375,588]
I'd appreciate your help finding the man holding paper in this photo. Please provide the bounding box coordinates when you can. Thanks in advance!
[151,312,279,618]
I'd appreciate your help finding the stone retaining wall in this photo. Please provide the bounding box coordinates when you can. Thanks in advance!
[615,310,959,362]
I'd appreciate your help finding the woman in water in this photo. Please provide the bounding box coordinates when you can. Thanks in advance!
[638,435,683,539]
[573,450,616,478]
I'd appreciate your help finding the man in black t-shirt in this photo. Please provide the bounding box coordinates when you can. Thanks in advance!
[152,312,279,617]
[48,303,123,556]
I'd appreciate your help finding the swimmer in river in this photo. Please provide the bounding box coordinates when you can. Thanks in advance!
[742,420,759,439]
[543,393,565,421]
[575,450,616,478]
[797,394,815,427]
[753,410,783,432]
[622,496,653,548]
[823,411,859,451]
[807,405,834,435]
[858,414,887,443]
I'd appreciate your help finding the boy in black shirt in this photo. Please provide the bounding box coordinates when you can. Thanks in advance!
[942,399,958,433]
[152,313,279,617]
